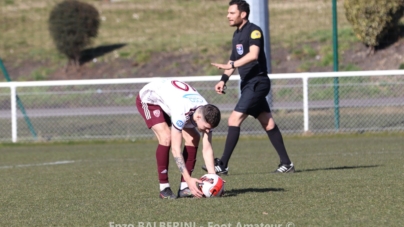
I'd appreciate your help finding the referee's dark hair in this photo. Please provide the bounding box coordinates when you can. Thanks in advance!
[229,0,250,20]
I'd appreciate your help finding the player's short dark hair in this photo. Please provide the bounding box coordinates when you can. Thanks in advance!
[202,104,221,128]
[229,0,250,20]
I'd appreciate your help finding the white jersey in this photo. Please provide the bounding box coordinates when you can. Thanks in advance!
[139,79,208,130]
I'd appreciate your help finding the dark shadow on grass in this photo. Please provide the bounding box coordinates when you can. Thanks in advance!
[79,43,127,65]
[224,187,285,197]
[295,165,381,173]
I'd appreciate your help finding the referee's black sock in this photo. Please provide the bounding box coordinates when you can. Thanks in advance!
[266,125,291,165]
[220,126,240,168]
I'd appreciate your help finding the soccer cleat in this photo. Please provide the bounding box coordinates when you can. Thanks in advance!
[159,187,177,199]
[177,187,193,198]
[273,162,295,173]
[201,158,229,175]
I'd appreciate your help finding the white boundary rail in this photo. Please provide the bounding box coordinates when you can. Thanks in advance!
[1,70,404,143]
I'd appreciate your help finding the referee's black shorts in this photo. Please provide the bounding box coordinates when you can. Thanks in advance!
[234,76,271,118]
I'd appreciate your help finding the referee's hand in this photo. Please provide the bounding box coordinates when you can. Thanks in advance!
[211,62,232,70]
[215,81,226,95]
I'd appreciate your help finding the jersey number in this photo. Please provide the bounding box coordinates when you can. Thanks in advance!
[171,80,196,92]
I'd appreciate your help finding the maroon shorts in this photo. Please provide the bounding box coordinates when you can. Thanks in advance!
[136,95,171,129]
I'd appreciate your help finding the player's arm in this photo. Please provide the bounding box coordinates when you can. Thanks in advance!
[171,126,203,197]
[201,130,215,174]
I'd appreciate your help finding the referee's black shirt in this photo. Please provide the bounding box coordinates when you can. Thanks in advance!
[230,21,268,81]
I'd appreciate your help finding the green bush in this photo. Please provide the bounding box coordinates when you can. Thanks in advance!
[48,0,100,67]
[344,0,404,52]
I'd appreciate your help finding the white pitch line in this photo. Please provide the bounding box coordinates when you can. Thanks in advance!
[0,160,76,169]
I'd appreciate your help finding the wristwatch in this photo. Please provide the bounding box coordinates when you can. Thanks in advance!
[230,61,235,69]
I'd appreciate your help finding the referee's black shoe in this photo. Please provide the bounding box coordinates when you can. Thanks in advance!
[273,162,295,173]
[201,158,228,175]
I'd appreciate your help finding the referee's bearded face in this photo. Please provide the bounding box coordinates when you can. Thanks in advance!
[227,4,244,27]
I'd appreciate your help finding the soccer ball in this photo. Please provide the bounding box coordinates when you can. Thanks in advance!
[198,173,225,197]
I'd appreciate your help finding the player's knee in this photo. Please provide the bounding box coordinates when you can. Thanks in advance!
[184,134,200,146]
[158,134,171,146]
[185,138,200,147]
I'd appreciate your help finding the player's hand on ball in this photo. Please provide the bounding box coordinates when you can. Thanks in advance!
[188,178,204,198]
[199,174,225,197]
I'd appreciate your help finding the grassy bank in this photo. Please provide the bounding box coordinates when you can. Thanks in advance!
[0,0,351,71]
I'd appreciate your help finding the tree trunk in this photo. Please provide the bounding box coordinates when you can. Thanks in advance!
[366,46,375,56]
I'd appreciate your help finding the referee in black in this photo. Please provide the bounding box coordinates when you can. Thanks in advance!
[203,0,294,174]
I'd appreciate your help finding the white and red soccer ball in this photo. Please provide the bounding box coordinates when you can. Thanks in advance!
[198,173,225,198]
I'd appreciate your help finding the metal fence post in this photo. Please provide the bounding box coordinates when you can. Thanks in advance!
[10,85,17,143]
[332,0,340,130]
[303,76,309,132]
[246,0,273,107]
[0,58,37,140]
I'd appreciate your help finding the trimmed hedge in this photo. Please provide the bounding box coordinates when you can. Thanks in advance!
[48,0,100,65]
[344,0,404,51]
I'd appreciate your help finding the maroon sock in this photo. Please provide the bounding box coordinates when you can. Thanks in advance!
[181,146,198,182]
[156,144,170,183]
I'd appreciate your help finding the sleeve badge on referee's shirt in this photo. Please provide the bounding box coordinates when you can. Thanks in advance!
[251,30,261,39]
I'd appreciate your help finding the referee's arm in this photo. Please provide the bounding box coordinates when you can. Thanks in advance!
[231,45,260,68]
[223,60,236,76]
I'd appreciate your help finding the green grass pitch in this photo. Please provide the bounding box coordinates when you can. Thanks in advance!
[1,133,403,226]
